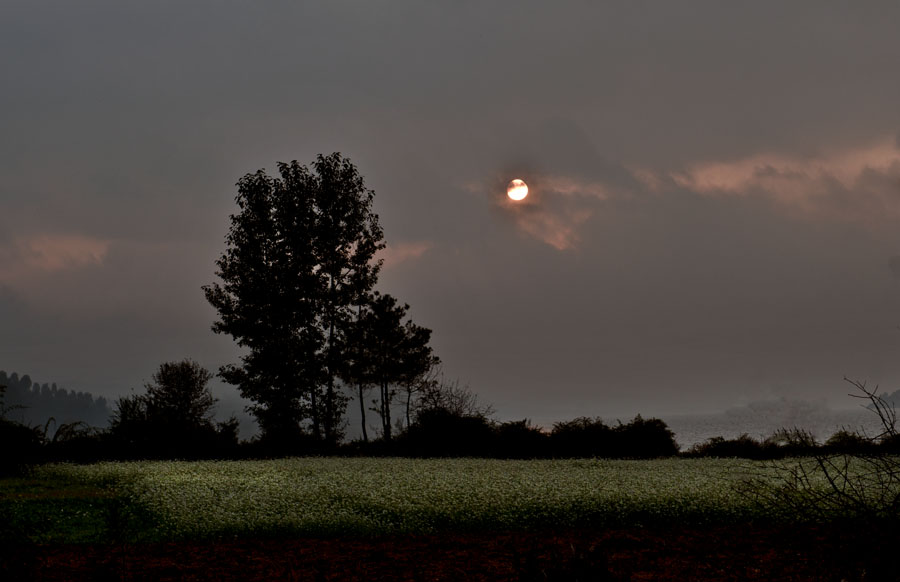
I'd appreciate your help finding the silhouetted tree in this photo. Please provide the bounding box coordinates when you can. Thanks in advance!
[399,327,440,430]
[204,154,384,448]
[144,359,216,431]
[109,359,236,458]
[342,304,374,443]
[612,414,679,458]
[356,292,438,441]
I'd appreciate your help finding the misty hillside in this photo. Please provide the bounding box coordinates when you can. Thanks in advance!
[0,370,110,431]
[868,388,900,411]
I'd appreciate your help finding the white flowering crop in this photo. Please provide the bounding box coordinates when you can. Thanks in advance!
[36,457,783,540]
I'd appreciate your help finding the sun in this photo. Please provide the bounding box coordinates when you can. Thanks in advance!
[507,179,528,201]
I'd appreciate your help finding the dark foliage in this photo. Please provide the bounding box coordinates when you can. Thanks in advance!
[550,417,613,458]
[0,384,42,475]
[43,426,108,463]
[108,359,238,459]
[204,154,385,448]
[549,415,679,459]
[823,429,875,454]
[685,434,770,459]
[0,418,42,476]
[346,292,437,442]
[686,428,833,459]
[494,420,550,459]
[391,409,680,459]
[613,415,680,458]
[398,407,497,457]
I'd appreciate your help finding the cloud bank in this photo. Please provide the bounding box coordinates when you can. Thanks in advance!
[486,135,900,251]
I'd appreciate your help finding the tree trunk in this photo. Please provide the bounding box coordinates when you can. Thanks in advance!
[309,387,321,441]
[358,381,368,443]
[323,276,337,444]
[382,381,391,441]
[405,383,412,429]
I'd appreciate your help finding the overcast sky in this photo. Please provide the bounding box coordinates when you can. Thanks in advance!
[3,1,900,433]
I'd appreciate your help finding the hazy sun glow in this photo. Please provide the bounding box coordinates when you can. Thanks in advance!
[507,179,528,201]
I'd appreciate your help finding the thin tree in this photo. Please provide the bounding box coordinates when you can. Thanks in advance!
[400,323,441,430]
[313,156,383,443]
[342,303,375,443]
[354,292,438,441]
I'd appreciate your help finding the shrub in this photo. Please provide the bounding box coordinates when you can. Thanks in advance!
[686,434,768,459]
[550,417,613,458]
[493,420,549,458]
[398,407,496,457]
[741,378,900,524]
[824,429,874,454]
[0,419,42,476]
[612,415,680,458]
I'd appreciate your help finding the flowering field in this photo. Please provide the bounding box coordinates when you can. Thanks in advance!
[24,457,784,541]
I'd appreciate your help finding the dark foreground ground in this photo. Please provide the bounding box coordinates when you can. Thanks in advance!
[5,522,899,581]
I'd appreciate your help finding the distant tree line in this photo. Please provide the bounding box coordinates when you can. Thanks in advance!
[683,425,900,459]
[0,370,110,431]
[6,356,900,474]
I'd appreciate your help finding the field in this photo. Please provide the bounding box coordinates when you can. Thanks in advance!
[1,458,895,580]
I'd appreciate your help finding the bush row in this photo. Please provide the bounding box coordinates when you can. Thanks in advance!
[683,427,900,459]
[7,410,898,472]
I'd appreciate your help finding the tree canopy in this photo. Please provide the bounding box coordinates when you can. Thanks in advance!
[344,292,438,441]
[109,359,234,458]
[203,154,385,447]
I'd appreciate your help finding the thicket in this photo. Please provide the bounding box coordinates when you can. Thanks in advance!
[393,412,678,459]
[684,425,899,460]
[734,379,900,581]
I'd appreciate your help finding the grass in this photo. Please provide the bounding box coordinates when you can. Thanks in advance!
[0,471,157,544]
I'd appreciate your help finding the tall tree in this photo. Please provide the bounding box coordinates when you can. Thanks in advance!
[204,154,384,446]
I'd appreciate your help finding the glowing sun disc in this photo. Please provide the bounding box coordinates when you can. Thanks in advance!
[507,179,528,201]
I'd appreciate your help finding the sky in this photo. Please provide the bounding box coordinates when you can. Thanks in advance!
[3,1,900,436]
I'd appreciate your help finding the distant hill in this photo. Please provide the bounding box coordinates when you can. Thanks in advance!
[864,388,900,416]
[0,370,111,432]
